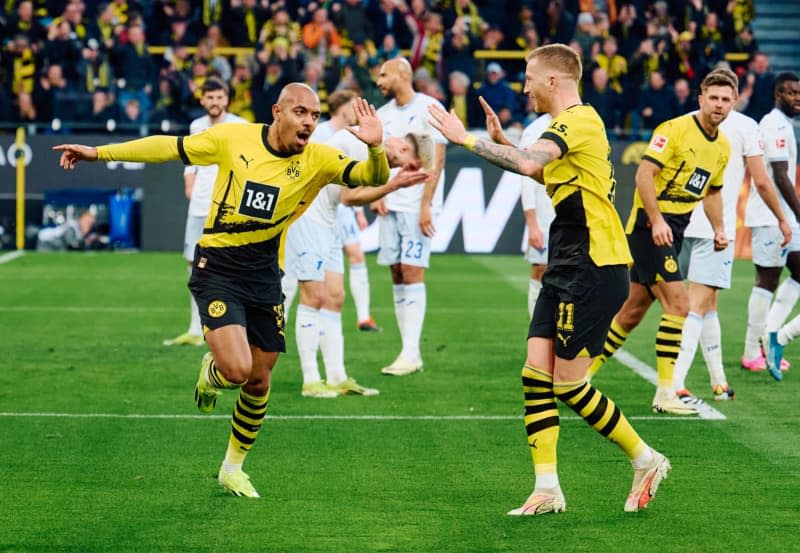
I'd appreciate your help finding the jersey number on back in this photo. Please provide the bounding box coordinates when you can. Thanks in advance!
[239,181,280,220]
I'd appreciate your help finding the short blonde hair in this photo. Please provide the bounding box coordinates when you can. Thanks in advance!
[406,132,435,171]
[526,43,582,81]
[701,68,738,93]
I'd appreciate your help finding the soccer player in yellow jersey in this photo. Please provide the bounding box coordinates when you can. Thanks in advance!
[587,70,736,415]
[429,44,670,515]
[54,84,428,498]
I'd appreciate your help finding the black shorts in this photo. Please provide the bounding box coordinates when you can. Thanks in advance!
[627,226,684,285]
[187,249,286,353]
[529,263,629,360]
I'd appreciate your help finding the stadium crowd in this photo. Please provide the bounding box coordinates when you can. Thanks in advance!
[0,0,772,136]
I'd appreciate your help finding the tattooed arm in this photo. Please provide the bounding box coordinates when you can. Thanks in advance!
[427,103,559,181]
[471,137,560,182]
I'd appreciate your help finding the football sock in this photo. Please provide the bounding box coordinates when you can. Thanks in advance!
[203,356,240,389]
[744,286,772,358]
[392,284,407,343]
[700,311,726,387]
[319,308,347,386]
[282,274,298,323]
[778,313,800,346]
[349,262,371,323]
[528,278,542,319]
[521,364,560,489]
[296,304,322,384]
[223,388,270,467]
[587,318,629,377]
[401,283,426,362]
[672,312,702,390]
[767,277,800,332]
[656,314,684,389]
[553,378,647,461]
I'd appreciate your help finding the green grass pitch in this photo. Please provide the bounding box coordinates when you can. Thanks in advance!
[0,252,798,553]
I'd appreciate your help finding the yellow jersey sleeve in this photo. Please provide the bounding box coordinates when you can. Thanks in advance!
[178,125,225,166]
[539,107,589,157]
[641,120,676,168]
[96,135,182,163]
[316,143,390,188]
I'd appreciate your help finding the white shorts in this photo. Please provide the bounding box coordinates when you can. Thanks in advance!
[750,225,800,268]
[525,233,550,265]
[336,205,360,247]
[284,217,344,281]
[377,210,432,268]
[678,237,734,289]
[183,214,205,261]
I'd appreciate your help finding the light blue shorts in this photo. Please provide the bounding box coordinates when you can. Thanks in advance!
[750,225,800,268]
[377,211,431,268]
[678,237,734,289]
[284,217,343,281]
[183,214,205,261]
[336,205,360,247]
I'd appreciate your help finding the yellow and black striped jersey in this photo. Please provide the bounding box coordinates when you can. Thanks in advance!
[96,123,389,272]
[539,104,633,267]
[626,113,729,233]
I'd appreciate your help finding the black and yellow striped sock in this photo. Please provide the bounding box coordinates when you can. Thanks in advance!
[224,388,270,465]
[521,364,560,479]
[656,314,685,389]
[554,379,646,460]
[587,318,630,377]
[204,356,241,389]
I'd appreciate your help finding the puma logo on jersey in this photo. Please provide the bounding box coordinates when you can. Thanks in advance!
[557,332,571,347]
[240,154,253,168]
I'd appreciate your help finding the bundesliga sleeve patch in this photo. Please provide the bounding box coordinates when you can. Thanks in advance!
[650,135,668,153]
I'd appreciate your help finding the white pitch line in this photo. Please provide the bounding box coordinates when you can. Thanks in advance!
[0,412,708,422]
[0,250,24,265]
[614,349,726,420]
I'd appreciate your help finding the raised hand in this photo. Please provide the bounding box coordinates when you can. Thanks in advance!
[479,96,511,146]
[52,143,99,169]
[427,103,469,146]
[347,97,383,147]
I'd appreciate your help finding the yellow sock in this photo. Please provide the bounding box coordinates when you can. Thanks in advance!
[656,314,685,389]
[204,356,240,389]
[224,388,270,465]
[521,364,560,482]
[587,318,630,377]
[553,379,646,460]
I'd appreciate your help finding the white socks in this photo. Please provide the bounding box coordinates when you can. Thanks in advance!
[778,314,800,346]
[528,279,542,319]
[393,284,407,343]
[296,304,321,384]
[766,277,800,333]
[672,312,703,391]
[700,311,726,387]
[744,287,772,359]
[282,274,299,323]
[319,308,347,385]
[188,266,202,336]
[349,262,371,323]
[401,283,426,363]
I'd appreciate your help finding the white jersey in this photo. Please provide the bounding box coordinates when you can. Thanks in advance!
[311,119,337,144]
[185,113,248,217]
[304,129,367,227]
[745,107,798,228]
[519,113,555,230]
[378,93,447,213]
[686,111,761,239]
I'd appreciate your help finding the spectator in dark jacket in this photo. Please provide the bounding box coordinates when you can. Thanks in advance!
[583,66,622,137]
[634,69,678,138]
[368,0,413,50]
[445,70,482,129]
[740,52,775,122]
[112,24,156,116]
[477,62,522,128]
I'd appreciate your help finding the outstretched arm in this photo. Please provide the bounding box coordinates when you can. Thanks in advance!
[342,167,431,206]
[54,135,184,169]
[342,97,390,186]
[428,103,558,181]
